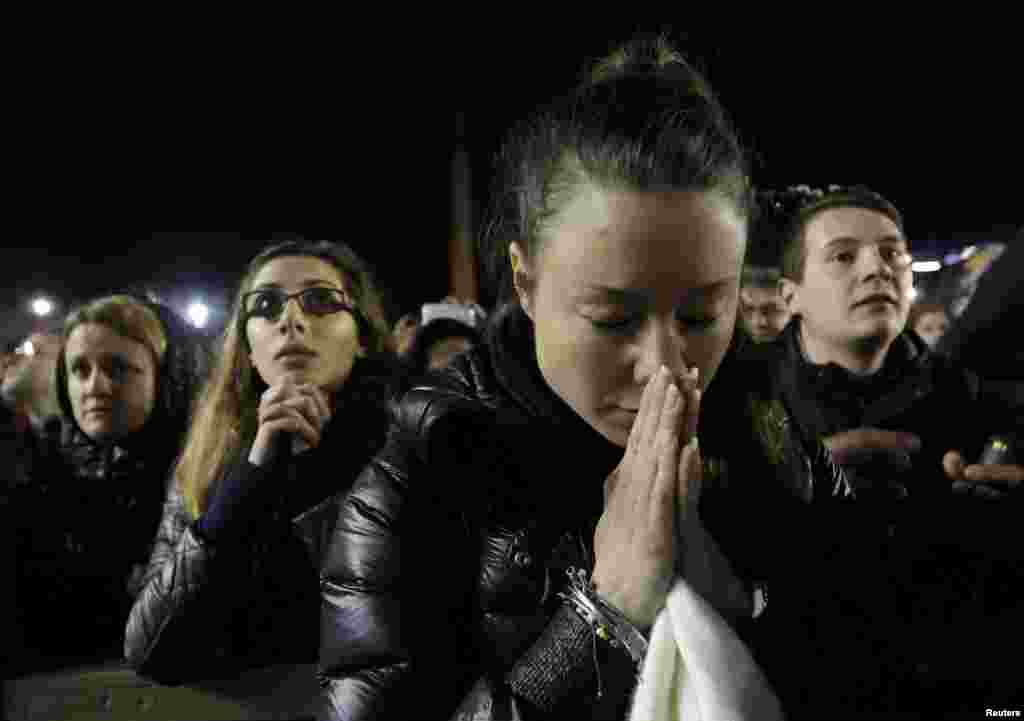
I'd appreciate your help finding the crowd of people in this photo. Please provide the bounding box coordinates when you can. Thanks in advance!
[2,34,1022,721]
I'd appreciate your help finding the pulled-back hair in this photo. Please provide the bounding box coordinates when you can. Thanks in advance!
[481,33,752,305]
[780,185,905,283]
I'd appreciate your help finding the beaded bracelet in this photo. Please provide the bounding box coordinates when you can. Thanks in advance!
[557,567,649,675]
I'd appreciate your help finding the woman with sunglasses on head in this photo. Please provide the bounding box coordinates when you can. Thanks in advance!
[125,240,404,716]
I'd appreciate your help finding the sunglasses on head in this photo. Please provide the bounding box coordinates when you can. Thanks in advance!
[242,286,355,322]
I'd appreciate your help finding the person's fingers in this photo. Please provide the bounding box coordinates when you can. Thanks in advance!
[825,428,921,465]
[260,407,320,448]
[683,385,701,448]
[943,450,967,481]
[964,464,1024,485]
[650,380,683,517]
[284,395,322,428]
[297,384,331,428]
[829,428,921,451]
[676,437,702,525]
[259,383,290,410]
[630,366,666,457]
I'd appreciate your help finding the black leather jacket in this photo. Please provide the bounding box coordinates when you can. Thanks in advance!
[318,305,850,720]
[125,356,402,697]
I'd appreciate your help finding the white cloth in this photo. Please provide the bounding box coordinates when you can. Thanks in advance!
[629,579,784,721]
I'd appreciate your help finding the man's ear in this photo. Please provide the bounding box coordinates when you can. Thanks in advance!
[779,277,800,316]
[509,242,535,320]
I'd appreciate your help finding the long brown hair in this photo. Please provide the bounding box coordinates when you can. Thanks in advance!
[176,240,390,518]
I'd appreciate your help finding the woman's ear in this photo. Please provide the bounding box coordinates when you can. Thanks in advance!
[509,242,535,320]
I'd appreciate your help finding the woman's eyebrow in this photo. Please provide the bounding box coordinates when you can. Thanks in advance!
[583,278,737,300]
[581,286,646,303]
[252,278,341,291]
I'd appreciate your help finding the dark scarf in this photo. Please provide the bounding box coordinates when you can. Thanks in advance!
[281,354,400,519]
[483,304,624,531]
[781,319,927,436]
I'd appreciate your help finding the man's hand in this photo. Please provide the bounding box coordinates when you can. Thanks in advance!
[823,428,922,466]
[944,450,1023,499]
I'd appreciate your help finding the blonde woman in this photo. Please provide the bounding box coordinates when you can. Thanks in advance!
[6,293,207,678]
[125,240,403,714]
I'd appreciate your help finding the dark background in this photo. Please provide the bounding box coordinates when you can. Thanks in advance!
[5,23,1019,349]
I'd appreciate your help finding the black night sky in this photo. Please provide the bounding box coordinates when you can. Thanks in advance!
[5,23,1019,350]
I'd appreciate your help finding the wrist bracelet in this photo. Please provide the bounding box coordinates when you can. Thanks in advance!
[752,582,768,619]
[558,567,649,674]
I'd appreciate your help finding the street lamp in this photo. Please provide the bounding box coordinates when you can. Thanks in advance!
[31,297,54,317]
[187,301,210,329]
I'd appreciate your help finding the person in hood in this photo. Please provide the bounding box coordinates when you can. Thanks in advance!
[125,240,404,718]
[4,292,209,680]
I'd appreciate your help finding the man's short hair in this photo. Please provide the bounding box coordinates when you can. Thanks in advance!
[741,266,783,291]
[779,185,906,282]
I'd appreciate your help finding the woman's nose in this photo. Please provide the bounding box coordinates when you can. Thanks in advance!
[84,368,113,395]
[277,298,307,334]
[636,318,689,384]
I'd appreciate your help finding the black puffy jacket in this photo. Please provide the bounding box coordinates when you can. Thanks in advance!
[4,299,210,678]
[124,356,402,708]
[317,305,850,720]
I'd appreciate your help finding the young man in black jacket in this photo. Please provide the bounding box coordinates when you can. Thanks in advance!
[755,185,1022,715]
[774,186,1020,497]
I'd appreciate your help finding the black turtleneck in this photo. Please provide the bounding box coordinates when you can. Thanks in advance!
[484,304,624,528]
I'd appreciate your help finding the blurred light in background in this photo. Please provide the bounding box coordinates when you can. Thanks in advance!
[959,245,977,260]
[911,260,942,273]
[16,339,36,356]
[31,297,54,317]
[186,301,210,329]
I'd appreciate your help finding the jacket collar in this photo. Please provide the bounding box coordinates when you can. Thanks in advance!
[483,303,623,520]
[778,319,935,435]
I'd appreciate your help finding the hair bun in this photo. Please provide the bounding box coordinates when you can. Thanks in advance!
[587,33,704,93]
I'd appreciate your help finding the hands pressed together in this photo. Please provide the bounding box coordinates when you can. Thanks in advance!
[249,374,333,467]
[591,364,702,629]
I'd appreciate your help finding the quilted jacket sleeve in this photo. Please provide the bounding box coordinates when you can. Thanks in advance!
[317,390,643,721]
[318,389,478,721]
[124,465,320,687]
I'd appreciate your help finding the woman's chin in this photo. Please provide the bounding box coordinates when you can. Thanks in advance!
[592,417,630,448]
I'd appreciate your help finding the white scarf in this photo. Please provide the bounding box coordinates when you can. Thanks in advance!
[629,579,784,721]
